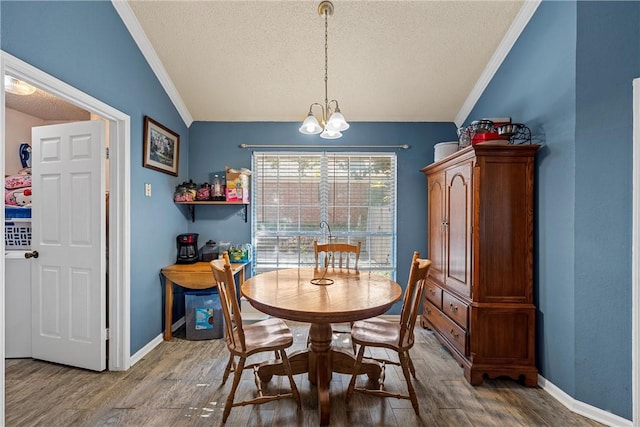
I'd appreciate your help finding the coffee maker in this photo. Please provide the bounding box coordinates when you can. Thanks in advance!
[176,233,199,264]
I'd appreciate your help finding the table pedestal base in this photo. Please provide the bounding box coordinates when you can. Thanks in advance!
[256,323,381,426]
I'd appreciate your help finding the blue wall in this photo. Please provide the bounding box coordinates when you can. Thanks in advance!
[574,1,638,415]
[0,0,458,348]
[3,0,639,421]
[467,0,639,420]
[1,1,191,353]
[187,121,457,312]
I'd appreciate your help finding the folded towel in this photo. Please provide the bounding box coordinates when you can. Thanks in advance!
[5,173,31,190]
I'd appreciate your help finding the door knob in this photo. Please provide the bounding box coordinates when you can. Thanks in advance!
[24,250,39,259]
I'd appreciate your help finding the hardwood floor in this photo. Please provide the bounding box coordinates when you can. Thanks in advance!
[6,322,602,426]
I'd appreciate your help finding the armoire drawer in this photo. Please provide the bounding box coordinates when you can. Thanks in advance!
[442,291,468,329]
[423,301,467,356]
[422,300,439,329]
[424,281,443,308]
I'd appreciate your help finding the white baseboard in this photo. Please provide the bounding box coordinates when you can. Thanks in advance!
[417,312,632,426]
[130,333,163,366]
[537,375,632,427]
[130,317,186,366]
[171,316,185,332]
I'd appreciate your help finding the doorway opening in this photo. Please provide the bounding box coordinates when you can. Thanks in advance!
[0,51,131,376]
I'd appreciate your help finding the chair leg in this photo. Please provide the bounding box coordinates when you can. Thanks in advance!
[348,323,356,354]
[398,350,419,415]
[223,356,246,423]
[407,352,416,378]
[222,353,234,385]
[279,349,302,410]
[346,344,366,403]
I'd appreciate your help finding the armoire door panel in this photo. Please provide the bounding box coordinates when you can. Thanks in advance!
[477,159,533,302]
[445,163,472,297]
[427,172,446,284]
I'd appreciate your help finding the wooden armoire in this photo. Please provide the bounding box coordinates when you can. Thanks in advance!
[420,143,539,386]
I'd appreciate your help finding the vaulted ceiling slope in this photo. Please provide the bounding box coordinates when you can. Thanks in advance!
[118,1,536,127]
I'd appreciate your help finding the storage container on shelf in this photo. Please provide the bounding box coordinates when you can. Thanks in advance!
[5,206,32,249]
[228,243,252,262]
[198,240,219,262]
[434,141,459,162]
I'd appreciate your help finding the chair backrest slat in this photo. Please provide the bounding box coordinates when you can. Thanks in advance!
[211,252,246,352]
[399,251,432,348]
[314,241,361,271]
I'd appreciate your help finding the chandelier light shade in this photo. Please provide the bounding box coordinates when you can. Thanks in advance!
[320,128,342,139]
[300,107,324,135]
[299,1,349,139]
[326,109,349,132]
[4,75,36,96]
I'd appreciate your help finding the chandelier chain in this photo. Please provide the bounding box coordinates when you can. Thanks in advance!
[324,8,329,122]
[298,1,349,139]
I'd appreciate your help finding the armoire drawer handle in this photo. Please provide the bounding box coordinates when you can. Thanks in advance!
[429,288,437,296]
[449,303,458,312]
[450,329,460,339]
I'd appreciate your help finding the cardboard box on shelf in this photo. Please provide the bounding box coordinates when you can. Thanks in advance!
[225,167,250,201]
[226,187,249,202]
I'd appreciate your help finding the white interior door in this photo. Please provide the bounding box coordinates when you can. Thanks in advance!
[30,120,106,371]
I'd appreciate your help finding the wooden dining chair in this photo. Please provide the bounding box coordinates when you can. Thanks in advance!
[312,240,362,351]
[210,252,301,423]
[345,251,432,415]
[314,240,361,271]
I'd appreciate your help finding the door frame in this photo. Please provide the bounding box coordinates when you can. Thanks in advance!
[0,48,131,398]
[632,77,639,426]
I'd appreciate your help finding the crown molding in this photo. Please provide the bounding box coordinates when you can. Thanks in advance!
[111,0,193,127]
[454,0,542,128]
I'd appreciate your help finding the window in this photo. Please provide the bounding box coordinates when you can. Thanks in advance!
[252,152,397,278]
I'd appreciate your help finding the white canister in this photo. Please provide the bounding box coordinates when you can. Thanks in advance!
[434,141,459,162]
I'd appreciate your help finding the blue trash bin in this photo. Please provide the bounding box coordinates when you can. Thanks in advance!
[185,289,224,340]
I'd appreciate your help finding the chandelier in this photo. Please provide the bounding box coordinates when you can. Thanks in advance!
[299,1,349,140]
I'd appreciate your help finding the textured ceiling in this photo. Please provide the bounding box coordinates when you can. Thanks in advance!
[125,0,526,124]
[5,1,528,126]
[5,85,90,122]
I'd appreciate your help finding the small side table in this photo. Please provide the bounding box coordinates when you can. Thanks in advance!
[161,261,247,341]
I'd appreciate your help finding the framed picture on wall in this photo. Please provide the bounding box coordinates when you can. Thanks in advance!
[142,116,180,176]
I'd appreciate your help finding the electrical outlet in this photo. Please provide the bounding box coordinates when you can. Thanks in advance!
[145,183,152,197]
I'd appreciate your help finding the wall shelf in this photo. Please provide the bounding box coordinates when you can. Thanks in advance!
[175,201,249,222]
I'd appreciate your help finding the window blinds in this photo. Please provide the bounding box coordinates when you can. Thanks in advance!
[251,152,397,278]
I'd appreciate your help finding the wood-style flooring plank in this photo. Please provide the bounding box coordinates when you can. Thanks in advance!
[5,322,604,427]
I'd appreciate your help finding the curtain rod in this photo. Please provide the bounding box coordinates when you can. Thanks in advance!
[239,143,410,150]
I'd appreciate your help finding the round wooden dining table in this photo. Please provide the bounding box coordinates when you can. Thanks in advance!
[241,267,402,425]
